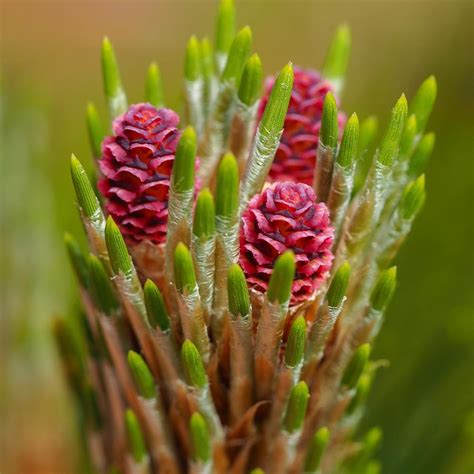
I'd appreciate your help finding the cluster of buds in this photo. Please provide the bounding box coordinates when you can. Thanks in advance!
[60,1,436,473]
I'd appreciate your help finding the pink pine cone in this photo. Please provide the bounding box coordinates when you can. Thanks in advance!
[258,66,346,185]
[240,182,334,305]
[98,103,181,244]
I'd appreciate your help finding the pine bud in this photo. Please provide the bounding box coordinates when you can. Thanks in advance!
[190,412,211,463]
[326,261,351,307]
[105,216,133,277]
[172,126,196,193]
[377,94,408,167]
[267,250,296,305]
[193,188,216,239]
[320,91,338,149]
[408,132,435,178]
[341,343,371,390]
[124,409,147,463]
[70,154,101,219]
[240,183,333,304]
[305,426,330,473]
[238,53,263,106]
[145,62,164,108]
[86,102,104,159]
[174,243,197,293]
[181,339,207,388]
[400,175,425,220]
[409,75,437,133]
[323,24,351,81]
[370,267,397,311]
[215,0,236,56]
[127,350,156,400]
[337,113,359,168]
[143,279,170,331]
[64,232,89,288]
[87,254,119,315]
[285,315,306,368]
[185,36,201,82]
[283,381,309,433]
[101,37,127,117]
[221,26,252,84]
[227,264,250,318]
[215,152,239,220]
[259,62,294,138]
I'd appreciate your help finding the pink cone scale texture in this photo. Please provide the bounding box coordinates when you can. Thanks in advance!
[99,103,181,244]
[240,182,335,304]
[258,66,346,185]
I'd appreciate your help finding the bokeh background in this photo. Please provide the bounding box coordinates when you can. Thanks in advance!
[1,0,473,472]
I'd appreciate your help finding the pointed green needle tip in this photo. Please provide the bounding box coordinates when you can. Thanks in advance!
[227,264,251,319]
[400,175,425,220]
[190,412,211,463]
[88,254,119,315]
[193,188,216,239]
[64,232,89,288]
[326,261,351,307]
[358,115,379,156]
[267,250,296,305]
[238,53,263,106]
[305,426,330,473]
[341,343,371,390]
[174,242,197,293]
[200,38,214,80]
[86,102,104,158]
[215,152,239,220]
[321,92,338,149]
[347,372,372,415]
[181,339,207,388]
[143,279,170,331]
[366,461,382,474]
[323,24,351,79]
[370,266,397,312]
[172,126,196,192]
[215,0,236,54]
[409,75,437,133]
[222,26,253,84]
[377,94,408,167]
[409,132,435,178]
[70,154,101,219]
[260,62,294,136]
[363,427,383,456]
[285,315,306,368]
[145,62,164,108]
[185,36,201,82]
[399,114,417,158]
[105,216,133,276]
[337,113,359,168]
[127,350,156,400]
[124,409,147,463]
[101,37,123,99]
[283,381,309,433]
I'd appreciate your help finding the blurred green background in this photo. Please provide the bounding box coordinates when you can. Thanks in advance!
[1,0,473,472]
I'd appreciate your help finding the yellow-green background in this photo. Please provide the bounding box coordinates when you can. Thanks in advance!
[1,0,473,472]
